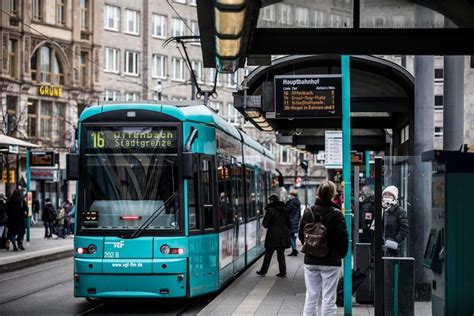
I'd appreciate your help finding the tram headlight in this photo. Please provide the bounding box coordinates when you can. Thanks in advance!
[88,244,97,254]
[160,244,171,255]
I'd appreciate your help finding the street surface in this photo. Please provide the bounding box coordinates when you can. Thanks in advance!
[0,258,214,315]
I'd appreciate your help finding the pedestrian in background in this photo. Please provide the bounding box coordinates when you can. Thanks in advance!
[67,199,76,236]
[42,198,55,239]
[256,195,291,277]
[299,180,349,316]
[286,189,301,256]
[32,194,40,225]
[382,185,409,256]
[56,205,66,239]
[6,189,27,251]
[0,194,7,249]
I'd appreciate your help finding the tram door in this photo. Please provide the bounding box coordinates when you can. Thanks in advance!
[232,163,245,274]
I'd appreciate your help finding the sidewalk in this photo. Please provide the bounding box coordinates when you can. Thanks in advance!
[0,226,73,273]
[198,252,432,316]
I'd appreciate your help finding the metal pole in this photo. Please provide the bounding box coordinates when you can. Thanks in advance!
[374,157,384,316]
[26,148,31,242]
[443,55,464,150]
[365,151,370,179]
[342,55,352,315]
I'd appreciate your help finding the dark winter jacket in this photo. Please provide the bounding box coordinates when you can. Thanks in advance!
[0,199,6,226]
[286,197,301,234]
[299,199,349,266]
[263,201,291,250]
[6,200,27,236]
[359,195,375,230]
[383,204,409,250]
[42,202,55,223]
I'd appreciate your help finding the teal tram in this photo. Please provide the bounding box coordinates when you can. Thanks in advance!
[67,102,277,300]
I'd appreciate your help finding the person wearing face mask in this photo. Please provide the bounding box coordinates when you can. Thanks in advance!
[382,186,409,256]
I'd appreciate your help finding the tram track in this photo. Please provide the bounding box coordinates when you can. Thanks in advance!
[0,279,72,305]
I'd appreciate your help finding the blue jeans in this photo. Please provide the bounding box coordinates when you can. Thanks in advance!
[290,233,297,250]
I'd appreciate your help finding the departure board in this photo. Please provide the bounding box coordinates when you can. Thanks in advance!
[274,75,342,118]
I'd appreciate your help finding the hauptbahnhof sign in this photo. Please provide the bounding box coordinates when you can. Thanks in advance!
[274,75,342,118]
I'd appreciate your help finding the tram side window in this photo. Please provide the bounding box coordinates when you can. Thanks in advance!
[188,157,200,231]
[258,172,266,217]
[217,159,233,228]
[202,159,215,230]
[232,165,244,224]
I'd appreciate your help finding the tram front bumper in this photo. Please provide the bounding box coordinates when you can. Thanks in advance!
[74,258,187,298]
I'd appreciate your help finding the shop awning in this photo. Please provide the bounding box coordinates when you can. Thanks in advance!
[0,134,40,148]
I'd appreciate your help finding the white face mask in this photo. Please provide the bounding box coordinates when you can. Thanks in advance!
[382,196,396,209]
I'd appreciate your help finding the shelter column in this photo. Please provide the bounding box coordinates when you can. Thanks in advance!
[443,56,465,150]
[413,55,434,298]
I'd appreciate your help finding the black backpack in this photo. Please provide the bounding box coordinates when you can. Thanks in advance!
[301,206,329,258]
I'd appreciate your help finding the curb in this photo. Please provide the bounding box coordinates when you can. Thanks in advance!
[0,247,74,274]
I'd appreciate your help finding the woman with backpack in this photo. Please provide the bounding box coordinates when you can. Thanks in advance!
[299,180,349,316]
[6,190,27,251]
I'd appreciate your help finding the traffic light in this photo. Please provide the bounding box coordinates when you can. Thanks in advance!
[300,159,309,173]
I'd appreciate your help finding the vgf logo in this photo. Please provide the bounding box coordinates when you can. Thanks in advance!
[113,241,125,249]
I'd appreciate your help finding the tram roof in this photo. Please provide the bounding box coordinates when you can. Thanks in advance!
[80,102,270,157]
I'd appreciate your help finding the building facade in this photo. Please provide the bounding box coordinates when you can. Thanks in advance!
[0,0,101,204]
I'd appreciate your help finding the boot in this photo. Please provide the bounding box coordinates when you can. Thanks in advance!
[288,249,298,256]
[12,242,18,251]
[18,242,25,251]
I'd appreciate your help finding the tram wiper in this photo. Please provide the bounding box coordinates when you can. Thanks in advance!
[122,194,177,239]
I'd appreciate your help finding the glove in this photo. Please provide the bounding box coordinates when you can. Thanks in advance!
[384,239,399,250]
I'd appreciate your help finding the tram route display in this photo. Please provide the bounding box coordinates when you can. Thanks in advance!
[86,126,178,151]
[274,75,342,118]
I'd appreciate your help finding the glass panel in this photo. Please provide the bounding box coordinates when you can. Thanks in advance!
[83,126,179,231]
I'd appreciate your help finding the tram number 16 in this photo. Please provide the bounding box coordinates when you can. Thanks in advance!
[91,131,105,148]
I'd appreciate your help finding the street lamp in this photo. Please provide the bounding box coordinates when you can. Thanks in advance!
[155,80,162,101]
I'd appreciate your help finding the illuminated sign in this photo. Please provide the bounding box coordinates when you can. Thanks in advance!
[274,75,342,118]
[30,151,56,167]
[86,127,178,152]
[38,85,63,97]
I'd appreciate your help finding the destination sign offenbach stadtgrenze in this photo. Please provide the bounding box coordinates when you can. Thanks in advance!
[274,75,342,118]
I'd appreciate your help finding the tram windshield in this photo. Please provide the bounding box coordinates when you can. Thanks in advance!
[81,125,180,231]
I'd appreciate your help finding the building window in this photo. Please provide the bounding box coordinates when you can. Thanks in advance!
[27,100,38,138]
[125,92,140,101]
[190,0,197,5]
[172,57,185,81]
[209,101,222,112]
[435,68,444,82]
[435,127,443,137]
[104,47,119,73]
[8,39,17,79]
[279,4,292,25]
[260,6,275,21]
[9,0,18,15]
[30,46,64,84]
[125,9,139,35]
[191,60,203,83]
[208,68,221,86]
[227,103,239,124]
[314,10,325,27]
[374,17,384,28]
[152,14,167,38]
[227,71,238,88]
[32,0,43,21]
[56,102,67,147]
[295,7,309,27]
[190,21,200,41]
[56,0,66,25]
[435,95,443,109]
[172,18,185,37]
[80,52,88,86]
[80,0,89,31]
[280,146,292,164]
[152,55,166,79]
[40,101,52,141]
[104,90,120,101]
[124,51,139,76]
[104,5,120,31]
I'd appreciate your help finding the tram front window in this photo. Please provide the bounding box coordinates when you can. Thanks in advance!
[81,126,180,231]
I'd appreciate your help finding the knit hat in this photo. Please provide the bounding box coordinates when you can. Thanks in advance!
[382,186,398,200]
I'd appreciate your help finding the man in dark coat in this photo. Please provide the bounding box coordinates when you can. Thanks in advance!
[382,186,409,256]
[6,190,27,251]
[359,186,375,243]
[286,189,301,256]
[256,195,291,277]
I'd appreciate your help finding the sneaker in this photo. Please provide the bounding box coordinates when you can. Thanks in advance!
[256,270,266,276]
[276,273,286,278]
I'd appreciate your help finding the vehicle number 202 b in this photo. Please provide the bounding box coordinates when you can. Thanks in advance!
[104,251,120,258]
